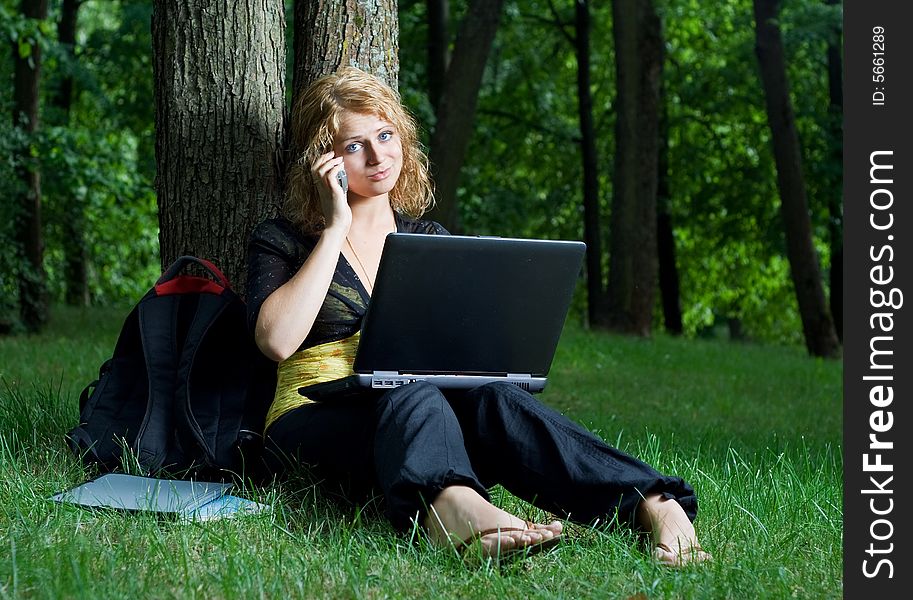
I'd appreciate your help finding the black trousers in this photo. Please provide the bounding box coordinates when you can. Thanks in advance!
[265,381,697,532]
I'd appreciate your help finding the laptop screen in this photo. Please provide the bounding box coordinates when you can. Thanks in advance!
[352,234,585,377]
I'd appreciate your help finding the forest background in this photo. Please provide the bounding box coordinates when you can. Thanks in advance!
[1,0,844,358]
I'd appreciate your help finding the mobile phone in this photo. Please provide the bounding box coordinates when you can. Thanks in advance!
[336,169,348,193]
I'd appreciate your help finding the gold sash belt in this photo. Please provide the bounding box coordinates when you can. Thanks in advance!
[264,332,360,431]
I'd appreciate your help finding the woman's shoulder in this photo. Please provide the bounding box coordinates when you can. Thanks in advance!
[249,217,316,254]
[395,213,450,235]
[251,216,296,239]
[250,216,316,243]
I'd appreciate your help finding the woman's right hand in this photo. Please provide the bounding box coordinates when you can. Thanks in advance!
[312,151,351,233]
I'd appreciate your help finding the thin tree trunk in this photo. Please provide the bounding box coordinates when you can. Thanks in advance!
[656,212,683,334]
[426,0,449,112]
[153,0,286,289]
[753,0,840,358]
[656,79,682,335]
[573,0,606,326]
[825,0,842,341]
[53,0,80,122]
[55,0,89,306]
[604,0,663,335]
[427,0,505,233]
[12,0,49,332]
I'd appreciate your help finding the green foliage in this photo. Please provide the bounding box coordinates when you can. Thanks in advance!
[0,137,25,330]
[1,0,159,328]
[1,4,33,329]
[782,0,843,231]
[40,125,160,304]
[462,0,614,244]
[77,0,155,176]
[661,0,785,339]
[656,0,840,342]
[1,1,53,62]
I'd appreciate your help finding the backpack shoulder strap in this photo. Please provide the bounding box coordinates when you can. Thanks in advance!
[134,292,182,473]
[174,290,232,464]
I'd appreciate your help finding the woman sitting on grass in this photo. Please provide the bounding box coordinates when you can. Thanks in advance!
[246,66,710,566]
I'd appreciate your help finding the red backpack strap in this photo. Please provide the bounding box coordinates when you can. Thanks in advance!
[154,256,231,296]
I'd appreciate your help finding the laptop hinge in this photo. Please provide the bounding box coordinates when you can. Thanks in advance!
[507,373,533,379]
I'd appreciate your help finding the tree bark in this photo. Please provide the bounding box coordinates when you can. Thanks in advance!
[12,0,49,332]
[291,0,399,161]
[603,0,663,335]
[153,0,286,290]
[53,0,80,122]
[753,0,840,358]
[293,0,399,96]
[426,0,505,233]
[656,79,682,335]
[55,0,89,306]
[573,0,606,326]
[825,0,843,341]
[426,0,450,112]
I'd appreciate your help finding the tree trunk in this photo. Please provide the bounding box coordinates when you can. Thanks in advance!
[825,0,842,341]
[753,0,840,358]
[656,83,682,335]
[293,0,399,98]
[656,212,683,334]
[427,0,505,233]
[603,0,663,335]
[153,0,286,290]
[426,0,450,112]
[12,0,49,332]
[55,0,90,307]
[573,0,606,326]
[53,0,80,122]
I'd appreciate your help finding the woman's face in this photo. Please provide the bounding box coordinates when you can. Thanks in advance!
[333,111,403,200]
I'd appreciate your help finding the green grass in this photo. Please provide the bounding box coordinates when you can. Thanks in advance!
[0,306,842,599]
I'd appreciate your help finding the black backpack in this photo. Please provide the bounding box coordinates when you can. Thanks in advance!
[66,256,275,480]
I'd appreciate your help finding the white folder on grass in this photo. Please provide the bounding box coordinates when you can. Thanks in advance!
[50,473,268,520]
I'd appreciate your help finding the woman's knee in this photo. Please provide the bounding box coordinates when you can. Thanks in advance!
[452,382,546,430]
[376,380,447,420]
[473,381,538,408]
[464,382,585,441]
[385,380,444,402]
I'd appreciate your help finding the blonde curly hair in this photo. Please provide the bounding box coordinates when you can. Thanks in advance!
[285,67,434,233]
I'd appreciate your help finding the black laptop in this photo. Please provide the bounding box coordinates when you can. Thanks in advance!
[298,233,586,400]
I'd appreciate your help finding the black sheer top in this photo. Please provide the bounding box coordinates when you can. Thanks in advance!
[246,213,449,353]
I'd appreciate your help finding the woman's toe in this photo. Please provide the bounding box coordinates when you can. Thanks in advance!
[653,543,711,567]
[528,520,564,536]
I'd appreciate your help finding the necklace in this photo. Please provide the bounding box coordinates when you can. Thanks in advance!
[345,223,397,291]
[345,235,376,290]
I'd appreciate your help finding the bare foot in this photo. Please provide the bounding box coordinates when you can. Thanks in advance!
[424,485,563,558]
[637,494,711,567]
